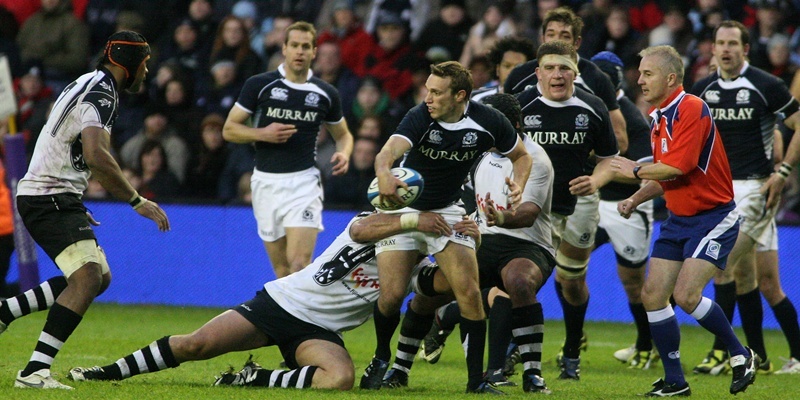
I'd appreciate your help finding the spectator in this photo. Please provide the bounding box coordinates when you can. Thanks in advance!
[209,15,263,84]
[313,41,361,123]
[257,13,294,68]
[526,0,561,48]
[183,0,218,53]
[355,115,385,143]
[136,140,182,200]
[228,1,263,55]
[317,0,373,77]
[184,113,229,199]
[688,0,729,34]
[197,60,242,116]
[0,6,22,78]
[767,34,797,86]
[217,143,254,202]
[13,63,54,159]
[647,5,694,64]
[324,138,378,210]
[469,55,494,89]
[358,9,422,100]
[414,0,474,64]
[159,78,204,149]
[236,171,253,204]
[748,1,786,69]
[350,76,403,138]
[148,61,186,105]
[459,1,517,67]
[84,177,108,199]
[580,5,642,69]
[156,18,210,85]
[120,106,190,183]
[16,0,89,93]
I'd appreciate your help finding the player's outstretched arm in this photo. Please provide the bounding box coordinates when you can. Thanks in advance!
[82,126,170,231]
[350,212,452,243]
[618,180,664,219]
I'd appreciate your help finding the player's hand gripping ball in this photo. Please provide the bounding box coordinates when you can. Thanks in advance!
[367,167,424,211]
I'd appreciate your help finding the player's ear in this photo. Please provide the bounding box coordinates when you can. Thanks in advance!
[455,89,467,102]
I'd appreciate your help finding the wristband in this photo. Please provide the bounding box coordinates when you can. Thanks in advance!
[633,165,642,180]
[400,213,419,230]
[495,210,505,227]
[129,194,146,209]
[133,198,148,210]
[778,162,793,178]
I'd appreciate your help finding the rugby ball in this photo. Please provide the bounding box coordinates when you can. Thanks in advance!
[367,167,424,211]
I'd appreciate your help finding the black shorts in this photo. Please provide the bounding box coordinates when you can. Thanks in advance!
[477,234,555,292]
[233,290,345,369]
[17,194,96,262]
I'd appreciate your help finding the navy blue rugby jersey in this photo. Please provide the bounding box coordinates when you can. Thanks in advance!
[392,101,519,211]
[691,63,800,180]
[235,65,344,173]
[599,94,652,201]
[504,57,620,112]
[517,85,618,215]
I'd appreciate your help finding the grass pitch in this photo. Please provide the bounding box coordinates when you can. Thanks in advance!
[0,303,797,399]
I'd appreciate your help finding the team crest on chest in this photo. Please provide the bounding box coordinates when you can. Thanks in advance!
[524,115,542,128]
[270,87,289,101]
[704,90,720,103]
[462,132,478,147]
[428,130,442,144]
[736,89,750,104]
[305,92,320,107]
[575,113,589,129]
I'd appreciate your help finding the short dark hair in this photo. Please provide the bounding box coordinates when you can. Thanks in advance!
[285,21,317,45]
[713,20,749,46]
[487,36,536,68]
[481,93,522,133]
[542,7,584,40]
[537,40,578,63]
[430,61,473,98]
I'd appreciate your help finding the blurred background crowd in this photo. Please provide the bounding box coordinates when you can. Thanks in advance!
[1,0,800,219]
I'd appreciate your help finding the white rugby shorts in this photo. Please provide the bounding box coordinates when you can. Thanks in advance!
[375,204,474,255]
[598,199,653,264]
[251,167,324,242]
[553,192,600,250]
[733,179,777,247]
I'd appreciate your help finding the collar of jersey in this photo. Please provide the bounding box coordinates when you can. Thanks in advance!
[649,85,685,119]
[278,63,313,81]
[717,61,749,82]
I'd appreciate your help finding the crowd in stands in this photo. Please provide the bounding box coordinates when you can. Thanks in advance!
[2,0,800,217]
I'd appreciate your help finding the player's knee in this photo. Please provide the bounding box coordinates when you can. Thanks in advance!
[68,262,105,295]
[316,365,355,390]
[173,334,211,360]
[503,272,537,302]
[555,252,589,280]
[758,279,784,305]
[672,290,702,313]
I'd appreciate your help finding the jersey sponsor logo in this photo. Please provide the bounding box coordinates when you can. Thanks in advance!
[417,145,479,161]
[575,113,589,129]
[526,131,587,145]
[706,240,721,260]
[523,115,542,128]
[661,138,668,153]
[427,130,442,144]
[710,108,754,121]
[98,98,112,108]
[736,89,750,104]
[462,132,478,147]
[270,87,289,101]
[704,90,720,103]
[304,92,320,106]
[265,107,319,122]
[488,160,503,169]
[313,244,376,286]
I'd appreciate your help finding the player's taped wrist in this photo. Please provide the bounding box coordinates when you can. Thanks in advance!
[778,162,793,178]
[129,192,146,209]
[400,213,419,230]
[495,210,505,226]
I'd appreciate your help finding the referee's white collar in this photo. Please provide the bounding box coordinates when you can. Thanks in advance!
[278,64,313,81]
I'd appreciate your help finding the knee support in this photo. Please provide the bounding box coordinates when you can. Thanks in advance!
[555,252,589,280]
